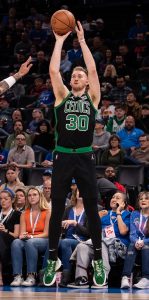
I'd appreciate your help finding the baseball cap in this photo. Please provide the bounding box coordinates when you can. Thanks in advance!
[136,14,142,18]
[43,169,52,176]
[96,18,104,24]
[96,118,105,126]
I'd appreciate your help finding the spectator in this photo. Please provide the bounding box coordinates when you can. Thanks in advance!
[106,105,126,134]
[14,188,27,212]
[126,92,142,121]
[128,14,148,40]
[0,138,8,166]
[5,120,32,150]
[104,166,126,193]
[114,55,130,79]
[10,187,50,287]
[27,108,44,134]
[14,32,32,57]
[68,192,130,288]
[92,119,111,150]
[97,95,115,120]
[128,134,149,165]
[60,49,72,77]
[102,64,117,85]
[31,50,49,76]
[0,93,13,136]
[101,134,125,167]
[58,188,90,287]
[29,19,47,49]
[32,119,55,156]
[0,166,24,193]
[43,179,51,207]
[109,76,132,104]
[117,116,144,154]
[121,191,149,289]
[0,189,21,286]
[67,37,82,65]
[136,104,149,134]
[7,133,35,169]
[28,78,55,109]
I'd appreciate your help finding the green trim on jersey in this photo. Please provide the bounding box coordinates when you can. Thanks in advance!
[54,145,92,154]
[54,92,72,109]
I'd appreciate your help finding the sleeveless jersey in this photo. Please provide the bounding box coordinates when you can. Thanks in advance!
[54,92,97,149]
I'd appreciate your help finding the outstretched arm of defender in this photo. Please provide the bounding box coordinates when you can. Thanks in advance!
[0,56,33,96]
[75,21,100,108]
[49,32,70,104]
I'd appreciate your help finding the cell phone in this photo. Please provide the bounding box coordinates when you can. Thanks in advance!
[116,203,119,208]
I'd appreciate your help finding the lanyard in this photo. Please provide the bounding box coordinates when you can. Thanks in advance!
[30,209,40,234]
[0,208,13,224]
[73,208,84,224]
[139,212,148,235]
[109,210,124,225]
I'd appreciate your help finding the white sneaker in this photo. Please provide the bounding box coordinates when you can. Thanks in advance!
[121,276,131,289]
[11,275,23,286]
[133,277,149,289]
[22,274,36,287]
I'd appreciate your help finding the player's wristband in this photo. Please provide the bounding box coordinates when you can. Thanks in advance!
[4,76,16,88]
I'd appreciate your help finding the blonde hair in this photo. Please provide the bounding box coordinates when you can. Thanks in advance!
[26,186,49,210]
[72,66,88,76]
[103,64,117,78]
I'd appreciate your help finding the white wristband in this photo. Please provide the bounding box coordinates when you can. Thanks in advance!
[4,76,16,88]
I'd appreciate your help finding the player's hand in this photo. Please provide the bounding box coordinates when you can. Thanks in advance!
[75,21,85,42]
[18,56,33,77]
[53,31,71,42]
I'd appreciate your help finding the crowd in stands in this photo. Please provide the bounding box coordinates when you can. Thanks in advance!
[0,1,149,289]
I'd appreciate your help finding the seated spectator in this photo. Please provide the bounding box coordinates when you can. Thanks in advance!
[32,119,55,156]
[117,116,144,154]
[30,50,49,76]
[14,188,27,212]
[101,134,125,167]
[35,78,55,109]
[97,166,126,209]
[102,64,117,86]
[92,119,111,150]
[60,49,72,78]
[37,168,52,191]
[7,133,35,169]
[5,120,32,150]
[127,134,149,165]
[0,138,8,166]
[67,37,82,65]
[121,191,149,289]
[128,14,148,40]
[106,105,126,134]
[10,187,50,287]
[28,77,46,98]
[109,76,132,104]
[0,93,13,136]
[68,192,130,288]
[58,188,90,287]
[27,108,44,134]
[97,95,115,120]
[136,104,149,134]
[0,166,24,193]
[0,189,21,286]
[114,55,131,79]
[126,92,142,121]
[43,179,51,207]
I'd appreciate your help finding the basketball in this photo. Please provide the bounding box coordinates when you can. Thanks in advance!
[51,9,76,35]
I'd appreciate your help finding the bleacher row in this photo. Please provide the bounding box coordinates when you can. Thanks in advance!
[0,164,145,189]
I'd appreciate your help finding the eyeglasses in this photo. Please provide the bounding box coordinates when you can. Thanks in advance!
[139,140,147,143]
[16,138,25,141]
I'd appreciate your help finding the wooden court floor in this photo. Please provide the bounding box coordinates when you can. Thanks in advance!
[0,287,149,300]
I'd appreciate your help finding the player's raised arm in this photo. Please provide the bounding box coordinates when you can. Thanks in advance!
[75,21,100,108]
[49,32,70,105]
[0,56,33,96]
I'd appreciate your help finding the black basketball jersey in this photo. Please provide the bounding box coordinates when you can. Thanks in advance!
[54,92,97,149]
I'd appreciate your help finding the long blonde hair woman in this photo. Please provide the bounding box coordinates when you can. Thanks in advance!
[10,187,50,287]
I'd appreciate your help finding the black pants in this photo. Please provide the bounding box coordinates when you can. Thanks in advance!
[49,151,102,259]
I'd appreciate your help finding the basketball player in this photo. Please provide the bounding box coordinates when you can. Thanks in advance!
[0,56,32,96]
[43,21,106,287]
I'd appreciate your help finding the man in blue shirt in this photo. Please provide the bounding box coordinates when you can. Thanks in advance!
[117,115,144,154]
